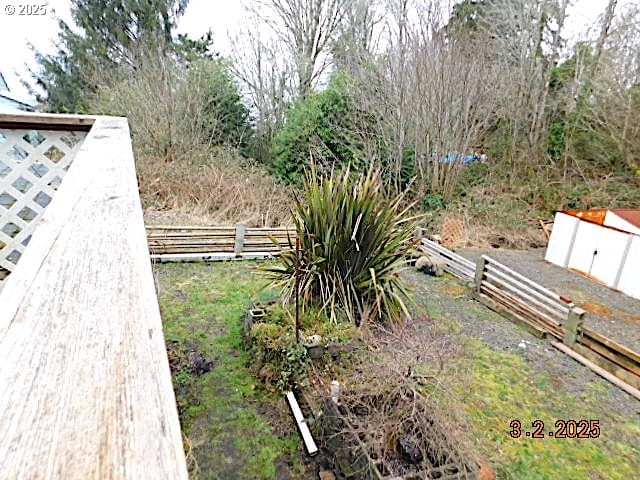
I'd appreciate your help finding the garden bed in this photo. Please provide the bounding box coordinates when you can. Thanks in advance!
[242,301,358,392]
[318,393,479,479]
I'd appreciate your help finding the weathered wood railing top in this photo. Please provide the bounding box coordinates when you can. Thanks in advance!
[0,113,188,479]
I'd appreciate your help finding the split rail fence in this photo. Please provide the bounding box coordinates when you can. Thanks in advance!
[419,238,640,398]
[147,225,296,262]
[419,237,475,281]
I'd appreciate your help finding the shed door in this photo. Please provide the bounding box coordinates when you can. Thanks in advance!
[545,212,580,267]
[590,228,629,287]
[617,235,640,299]
[567,221,602,276]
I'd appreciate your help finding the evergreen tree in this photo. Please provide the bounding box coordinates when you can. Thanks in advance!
[33,0,189,112]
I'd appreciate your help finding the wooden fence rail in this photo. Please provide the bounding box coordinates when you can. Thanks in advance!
[419,238,640,398]
[147,225,297,262]
[474,255,576,339]
[419,238,475,281]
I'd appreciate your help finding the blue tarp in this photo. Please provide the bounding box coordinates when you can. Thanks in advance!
[442,153,484,165]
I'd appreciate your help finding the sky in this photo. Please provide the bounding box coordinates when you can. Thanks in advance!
[0,0,633,103]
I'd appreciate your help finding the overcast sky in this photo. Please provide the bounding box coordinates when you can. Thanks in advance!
[0,0,633,102]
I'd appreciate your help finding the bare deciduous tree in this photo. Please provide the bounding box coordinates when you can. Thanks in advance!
[579,5,640,175]
[342,0,503,197]
[249,0,348,98]
[230,21,295,159]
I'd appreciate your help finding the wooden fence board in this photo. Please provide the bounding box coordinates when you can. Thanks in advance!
[419,238,475,281]
[482,270,566,322]
[416,236,640,397]
[484,264,570,315]
[147,225,296,257]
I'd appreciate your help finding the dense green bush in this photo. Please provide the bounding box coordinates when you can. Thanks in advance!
[270,73,369,184]
[186,59,252,152]
[422,191,446,211]
[262,165,418,325]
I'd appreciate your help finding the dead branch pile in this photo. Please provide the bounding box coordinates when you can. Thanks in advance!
[314,318,483,479]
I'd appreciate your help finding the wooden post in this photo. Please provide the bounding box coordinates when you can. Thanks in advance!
[234,223,246,257]
[564,306,585,346]
[475,256,487,294]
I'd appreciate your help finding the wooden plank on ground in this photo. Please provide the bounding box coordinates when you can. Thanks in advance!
[581,327,640,365]
[0,116,188,479]
[578,336,640,377]
[551,342,640,399]
[570,344,640,390]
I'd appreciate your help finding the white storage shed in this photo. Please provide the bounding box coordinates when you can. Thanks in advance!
[545,209,640,300]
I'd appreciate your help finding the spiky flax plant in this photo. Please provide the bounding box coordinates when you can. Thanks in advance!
[262,166,419,325]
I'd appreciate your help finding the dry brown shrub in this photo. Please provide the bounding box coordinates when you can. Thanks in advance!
[310,318,485,479]
[430,206,547,250]
[137,149,294,227]
[464,221,546,250]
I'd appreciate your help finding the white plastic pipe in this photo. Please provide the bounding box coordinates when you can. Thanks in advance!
[331,380,340,404]
[285,391,318,456]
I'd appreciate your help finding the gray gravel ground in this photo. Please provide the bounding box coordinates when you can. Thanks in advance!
[457,247,640,354]
[402,268,640,420]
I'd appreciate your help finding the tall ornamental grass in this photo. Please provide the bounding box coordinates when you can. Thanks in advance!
[263,166,418,325]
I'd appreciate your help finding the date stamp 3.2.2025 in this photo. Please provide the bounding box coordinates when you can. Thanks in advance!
[509,419,601,439]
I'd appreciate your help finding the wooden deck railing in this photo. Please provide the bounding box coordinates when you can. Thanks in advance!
[0,113,188,479]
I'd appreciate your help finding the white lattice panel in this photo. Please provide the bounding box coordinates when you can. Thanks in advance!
[0,128,87,284]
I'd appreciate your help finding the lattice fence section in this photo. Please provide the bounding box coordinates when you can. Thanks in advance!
[0,128,87,285]
[440,216,466,248]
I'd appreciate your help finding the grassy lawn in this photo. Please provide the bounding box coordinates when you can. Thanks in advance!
[453,336,640,479]
[408,273,640,480]
[156,261,305,480]
[155,261,639,479]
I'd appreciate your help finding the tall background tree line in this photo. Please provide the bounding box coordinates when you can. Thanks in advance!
[34,0,640,237]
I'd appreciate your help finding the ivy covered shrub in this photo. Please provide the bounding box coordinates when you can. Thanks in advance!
[247,303,355,391]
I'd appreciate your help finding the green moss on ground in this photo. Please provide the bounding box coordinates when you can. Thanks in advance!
[157,261,305,480]
[454,336,640,480]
